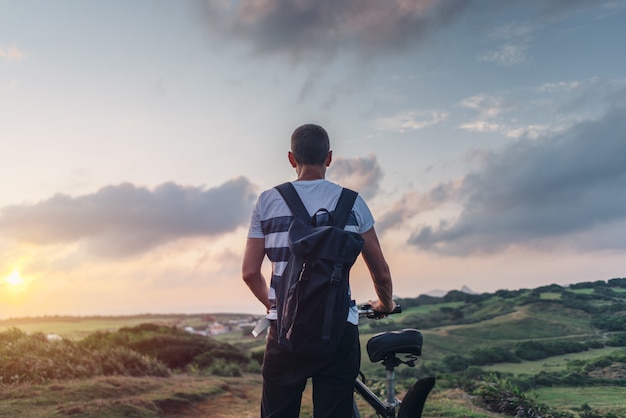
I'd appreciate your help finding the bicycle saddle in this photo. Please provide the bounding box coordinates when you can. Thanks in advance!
[366,328,423,363]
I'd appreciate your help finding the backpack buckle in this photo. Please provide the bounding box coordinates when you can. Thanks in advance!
[331,262,342,285]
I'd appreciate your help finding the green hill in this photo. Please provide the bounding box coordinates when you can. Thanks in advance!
[2,278,626,417]
[358,278,626,417]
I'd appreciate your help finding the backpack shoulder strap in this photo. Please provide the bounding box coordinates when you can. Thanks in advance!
[275,182,310,222]
[333,188,358,229]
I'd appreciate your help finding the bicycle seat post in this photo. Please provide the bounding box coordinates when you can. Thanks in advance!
[382,355,402,407]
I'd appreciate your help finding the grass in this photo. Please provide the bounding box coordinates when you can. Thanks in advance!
[481,346,623,375]
[0,374,235,418]
[535,386,626,413]
[401,302,465,315]
[419,389,500,418]
[0,315,199,340]
[3,282,626,417]
[0,313,257,340]
[443,308,592,342]
[569,288,596,295]
[539,292,562,300]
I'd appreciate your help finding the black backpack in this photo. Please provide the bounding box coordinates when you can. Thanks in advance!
[274,182,365,354]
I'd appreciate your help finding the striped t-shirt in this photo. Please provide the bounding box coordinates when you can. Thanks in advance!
[247,179,375,325]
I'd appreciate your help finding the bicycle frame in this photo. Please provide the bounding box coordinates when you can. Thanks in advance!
[353,356,435,418]
[353,306,435,418]
[353,369,399,418]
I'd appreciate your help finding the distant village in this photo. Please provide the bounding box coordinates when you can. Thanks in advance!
[183,316,261,337]
[36,315,264,342]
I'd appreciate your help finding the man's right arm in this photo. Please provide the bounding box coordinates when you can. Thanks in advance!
[360,227,396,313]
[242,237,271,311]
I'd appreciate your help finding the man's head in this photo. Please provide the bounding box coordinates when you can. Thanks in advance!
[290,124,330,166]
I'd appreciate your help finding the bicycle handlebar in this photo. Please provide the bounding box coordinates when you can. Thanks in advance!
[251,302,402,337]
[358,303,402,319]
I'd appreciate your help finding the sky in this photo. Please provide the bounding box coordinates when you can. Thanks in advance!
[1,0,625,318]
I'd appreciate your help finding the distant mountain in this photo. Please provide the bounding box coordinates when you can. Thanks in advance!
[424,285,477,297]
[423,289,448,297]
[461,285,478,294]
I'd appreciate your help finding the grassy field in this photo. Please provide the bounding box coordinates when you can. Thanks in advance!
[444,312,589,341]
[536,386,626,414]
[3,280,626,417]
[0,374,260,418]
[0,313,254,340]
[482,347,623,375]
[401,302,465,315]
[0,316,172,339]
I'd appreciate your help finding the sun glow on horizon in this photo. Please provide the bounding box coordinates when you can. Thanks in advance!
[5,268,24,286]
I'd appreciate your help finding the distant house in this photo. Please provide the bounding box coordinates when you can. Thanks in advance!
[208,322,227,335]
[183,326,209,337]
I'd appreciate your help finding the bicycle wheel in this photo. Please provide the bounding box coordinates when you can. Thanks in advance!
[397,377,435,418]
[352,399,362,418]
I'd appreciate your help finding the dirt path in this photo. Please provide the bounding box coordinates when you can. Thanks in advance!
[176,375,317,418]
[176,377,263,418]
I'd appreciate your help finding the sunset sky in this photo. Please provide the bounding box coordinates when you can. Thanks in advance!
[1,1,625,318]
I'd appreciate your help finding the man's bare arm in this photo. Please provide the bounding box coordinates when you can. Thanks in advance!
[360,227,396,313]
[242,237,271,311]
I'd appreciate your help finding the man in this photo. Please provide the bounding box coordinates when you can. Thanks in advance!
[242,123,395,418]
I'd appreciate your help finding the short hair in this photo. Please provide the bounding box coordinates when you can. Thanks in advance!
[290,124,330,166]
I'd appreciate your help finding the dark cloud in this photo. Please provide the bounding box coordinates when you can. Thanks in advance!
[202,0,470,59]
[408,105,626,255]
[199,0,604,61]
[327,154,382,200]
[0,178,257,258]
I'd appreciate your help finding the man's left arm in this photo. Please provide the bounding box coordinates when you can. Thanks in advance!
[242,237,271,311]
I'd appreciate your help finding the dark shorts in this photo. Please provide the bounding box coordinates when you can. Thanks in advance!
[261,322,360,418]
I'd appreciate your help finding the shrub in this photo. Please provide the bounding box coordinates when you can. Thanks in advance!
[468,346,520,365]
[80,323,249,371]
[441,354,469,373]
[0,328,169,384]
[605,332,626,347]
[250,350,265,366]
[474,375,557,417]
[207,359,242,377]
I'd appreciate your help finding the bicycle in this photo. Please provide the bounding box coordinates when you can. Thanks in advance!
[353,304,435,418]
[250,304,435,417]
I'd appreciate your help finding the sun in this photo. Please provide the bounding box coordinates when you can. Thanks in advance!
[5,268,24,286]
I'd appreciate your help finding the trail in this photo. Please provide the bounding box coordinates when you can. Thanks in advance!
[173,378,263,418]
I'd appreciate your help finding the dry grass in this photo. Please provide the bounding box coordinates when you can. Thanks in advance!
[0,374,499,418]
[0,374,259,418]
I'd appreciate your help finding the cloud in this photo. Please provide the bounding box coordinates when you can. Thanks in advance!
[202,0,470,59]
[376,181,459,232]
[459,120,553,139]
[408,105,626,255]
[536,81,582,93]
[327,154,383,200]
[0,45,24,61]
[477,42,530,66]
[458,93,553,139]
[473,1,601,68]
[374,111,448,133]
[459,94,508,119]
[455,79,626,139]
[199,1,611,69]
[0,178,257,258]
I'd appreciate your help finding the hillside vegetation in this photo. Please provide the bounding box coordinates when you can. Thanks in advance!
[1,278,626,417]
